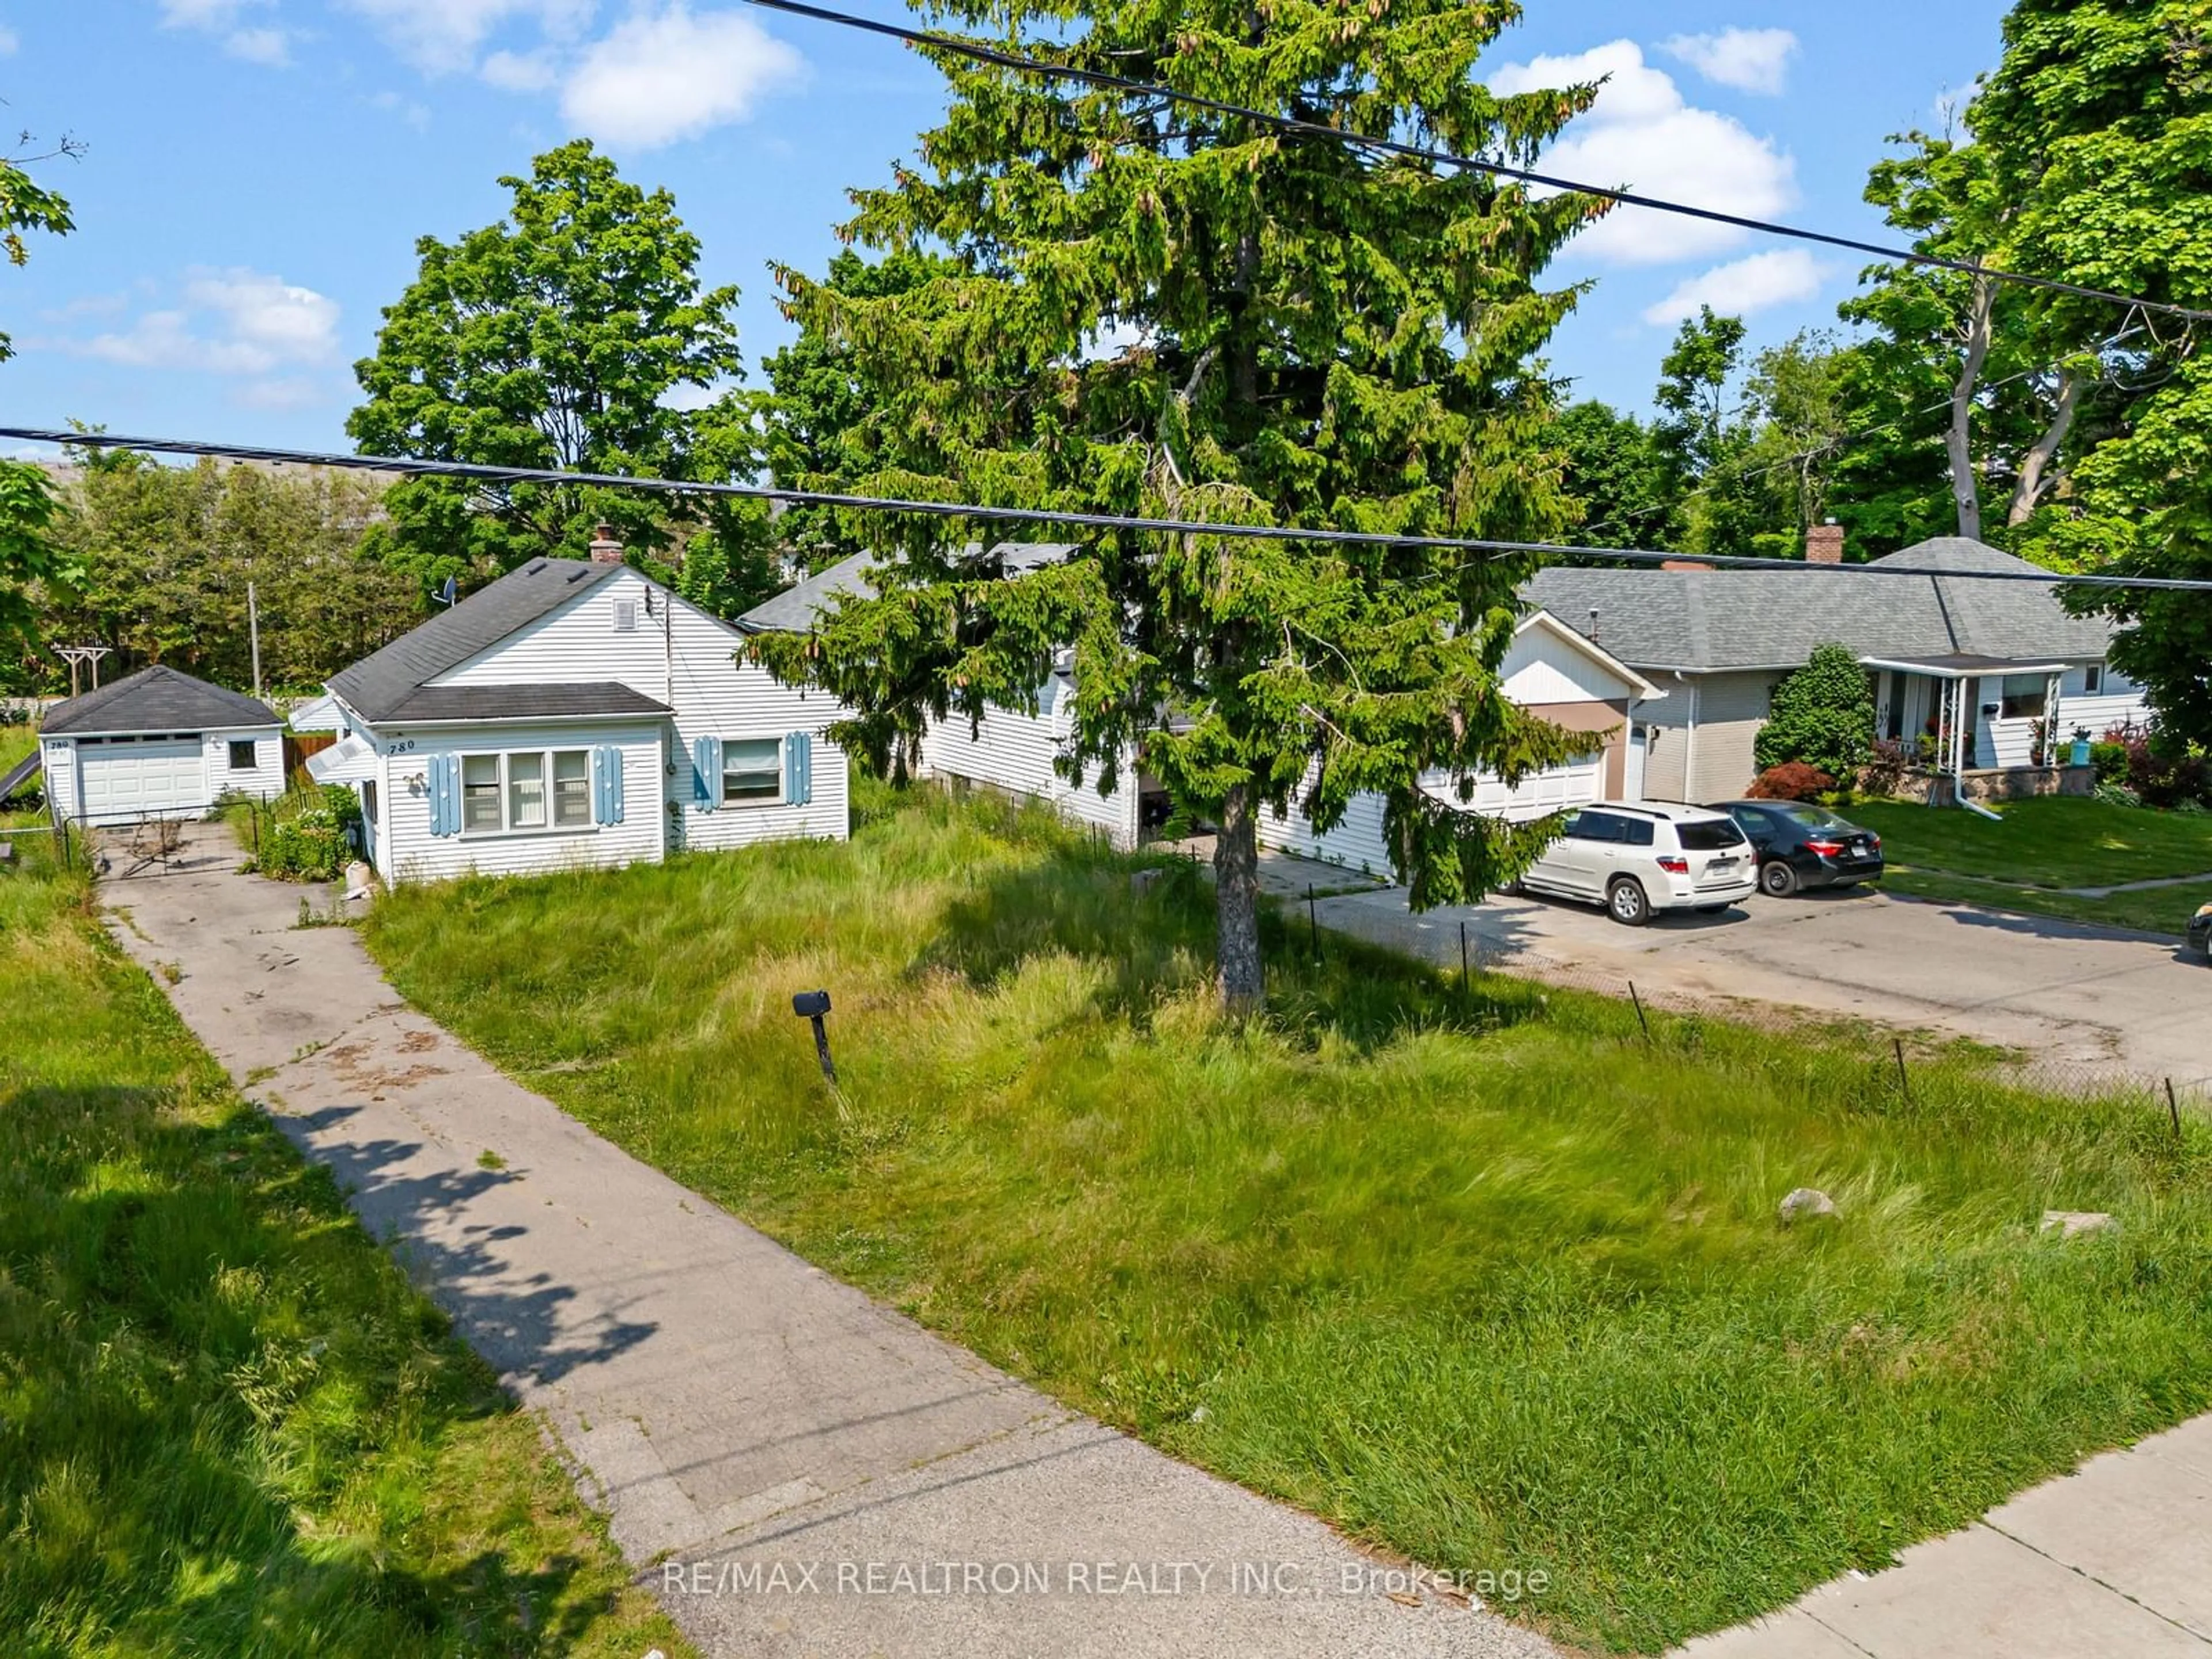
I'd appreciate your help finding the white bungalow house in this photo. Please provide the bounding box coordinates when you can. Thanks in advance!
[305,541,848,885]
[738,549,1663,870]
[40,665,283,827]
[1525,536,2152,803]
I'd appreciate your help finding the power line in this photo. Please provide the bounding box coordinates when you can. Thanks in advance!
[731,0,2212,328]
[16,425,2210,590]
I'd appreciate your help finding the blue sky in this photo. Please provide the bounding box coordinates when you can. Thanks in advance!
[3,2,2008,454]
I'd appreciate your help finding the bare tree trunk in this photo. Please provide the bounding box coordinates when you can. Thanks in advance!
[1947,272,1993,541]
[2007,366,2086,527]
[1214,783,1264,1014]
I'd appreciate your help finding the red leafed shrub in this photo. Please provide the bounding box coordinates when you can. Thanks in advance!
[1747,762,1836,801]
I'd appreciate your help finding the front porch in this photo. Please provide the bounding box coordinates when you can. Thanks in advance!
[1864,653,2081,777]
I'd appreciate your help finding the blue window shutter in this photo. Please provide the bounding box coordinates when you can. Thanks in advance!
[692,736,720,812]
[605,745,624,823]
[590,746,613,825]
[429,753,459,836]
[786,732,813,806]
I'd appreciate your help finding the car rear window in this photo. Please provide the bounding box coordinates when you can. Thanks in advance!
[1770,803,1851,830]
[1676,818,1748,850]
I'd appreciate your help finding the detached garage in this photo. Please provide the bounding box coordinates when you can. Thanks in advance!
[41,665,283,828]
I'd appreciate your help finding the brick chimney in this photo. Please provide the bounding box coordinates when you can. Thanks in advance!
[588,522,626,565]
[1805,520,1844,564]
[1661,559,1714,571]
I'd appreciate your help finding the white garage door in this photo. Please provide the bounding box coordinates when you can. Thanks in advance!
[77,735,207,823]
[1461,751,1605,821]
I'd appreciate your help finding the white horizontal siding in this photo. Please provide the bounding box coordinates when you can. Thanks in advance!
[2059,687,2154,739]
[41,738,76,820]
[1502,625,1622,705]
[203,729,284,805]
[921,696,1139,849]
[373,719,665,884]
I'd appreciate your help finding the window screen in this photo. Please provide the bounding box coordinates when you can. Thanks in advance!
[722,737,782,805]
[553,749,592,827]
[462,755,502,832]
[228,739,257,770]
[508,752,547,829]
[1999,674,2048,719]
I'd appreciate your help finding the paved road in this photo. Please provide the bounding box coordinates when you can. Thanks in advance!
[1308,878,2210,1093]
[101,828,1554,1659]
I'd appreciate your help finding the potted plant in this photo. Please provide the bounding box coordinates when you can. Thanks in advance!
[2070,725,2092,767]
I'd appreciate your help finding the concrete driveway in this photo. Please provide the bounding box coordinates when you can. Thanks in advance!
[1310,878,2210,1093]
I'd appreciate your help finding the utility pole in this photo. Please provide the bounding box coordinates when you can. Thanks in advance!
[55,644,110,698]
[247,581,262,699]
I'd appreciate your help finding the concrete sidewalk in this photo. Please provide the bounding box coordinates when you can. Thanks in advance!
[1674,1415,2212,1657]
[100,827,1553,1659]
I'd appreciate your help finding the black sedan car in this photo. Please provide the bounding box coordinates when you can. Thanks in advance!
[1707,800,1886,897]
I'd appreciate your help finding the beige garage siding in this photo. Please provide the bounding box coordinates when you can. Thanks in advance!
[1687,671,1781,801]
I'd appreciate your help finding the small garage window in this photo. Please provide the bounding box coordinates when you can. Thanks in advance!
[228,739,258,770]
[721,737,784,806]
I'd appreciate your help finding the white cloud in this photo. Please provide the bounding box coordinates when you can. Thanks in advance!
[234,377,334,410]
[224,26,293,65]
[1658,27,1798,96]
[0,25,18,55]
[158,0,294,67]
[1641,249,1834,326]
[340,0,594,75]
[560,5,801,149]
[1488,40,1795,266]
[369,88,434,128]
[481,46,559,91]
[53,267,339,376]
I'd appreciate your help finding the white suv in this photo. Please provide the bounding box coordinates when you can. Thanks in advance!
[1517,802,1758,926]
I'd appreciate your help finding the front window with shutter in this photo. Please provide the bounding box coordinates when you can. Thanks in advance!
[553,751,592,826]
[721,737,783,805]
[457,748,597,833]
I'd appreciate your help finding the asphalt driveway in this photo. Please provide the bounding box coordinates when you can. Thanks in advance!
[1310,877,2210,1094]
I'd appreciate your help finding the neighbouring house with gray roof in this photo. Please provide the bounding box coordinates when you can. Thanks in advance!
[40,665,282,827]
[1524,536,2151,802]
[742,546,1667,868]
[306,539,849,885]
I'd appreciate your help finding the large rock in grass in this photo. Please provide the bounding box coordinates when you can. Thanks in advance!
[1779,1187,1839,1223]
[2041,1209,2118,1238]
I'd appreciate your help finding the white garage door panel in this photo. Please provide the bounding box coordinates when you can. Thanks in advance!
[1463,753,1604,821]
[78,738,206,819]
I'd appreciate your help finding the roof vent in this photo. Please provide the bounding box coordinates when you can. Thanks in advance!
[525,559,548,575]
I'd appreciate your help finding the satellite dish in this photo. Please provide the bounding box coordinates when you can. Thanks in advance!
[435,575,458,607]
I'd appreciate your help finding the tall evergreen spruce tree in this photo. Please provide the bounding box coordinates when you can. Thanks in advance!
[751,1,1608,1009]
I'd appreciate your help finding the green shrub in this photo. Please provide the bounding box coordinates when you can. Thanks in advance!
[255,785,362,881]
[2089,740,2130,785]
[1753,644,1876,781]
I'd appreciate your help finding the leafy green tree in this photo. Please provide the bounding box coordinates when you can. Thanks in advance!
[36,450,424,694]
[348,141,766,591]
[0,463,63,675]
[750,0,1608,1009]
[760,248,966,572]
[1,128,79,363]
[1649,307,1769,556]
[1555,401,1665,548]
[1754,644,1877,779]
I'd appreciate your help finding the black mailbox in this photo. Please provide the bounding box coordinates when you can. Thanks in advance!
[792,990,832,1018]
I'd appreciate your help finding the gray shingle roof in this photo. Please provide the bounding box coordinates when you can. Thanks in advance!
[377,682,672,724]
[1522,537,2116,672]
[41,665,278,736]
[330,557,627,721]
[736,543,1084,632]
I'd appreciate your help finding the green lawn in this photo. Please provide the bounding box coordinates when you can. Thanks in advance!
[1851,796,2212,888]
[1847,796,2212,936]
[363,781,2212,1654]
[0,817,690,1658]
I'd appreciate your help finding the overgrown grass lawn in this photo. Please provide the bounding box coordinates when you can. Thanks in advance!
[1853,796,2212,888]
[367,784,2212,1653]
[0,820,689,1658]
